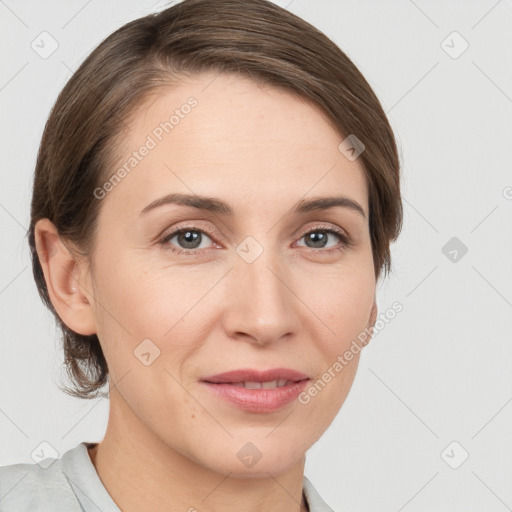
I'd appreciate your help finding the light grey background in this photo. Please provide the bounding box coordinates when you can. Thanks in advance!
[1,1,511,510]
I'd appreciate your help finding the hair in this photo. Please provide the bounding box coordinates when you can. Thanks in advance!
[27,0,403,399]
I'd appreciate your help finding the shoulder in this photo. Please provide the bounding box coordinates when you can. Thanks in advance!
[303,475,336,512]
[0,449,82,512]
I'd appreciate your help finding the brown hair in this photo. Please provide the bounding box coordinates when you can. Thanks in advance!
[27,0,403,399]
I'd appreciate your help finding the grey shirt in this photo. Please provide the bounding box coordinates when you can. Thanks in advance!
[0,442,334,511]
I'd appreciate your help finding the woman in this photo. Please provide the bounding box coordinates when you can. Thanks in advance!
[0,0,402,510]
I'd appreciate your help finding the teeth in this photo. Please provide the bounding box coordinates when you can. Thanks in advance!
[245,381,263,389]
[229,379,294,389]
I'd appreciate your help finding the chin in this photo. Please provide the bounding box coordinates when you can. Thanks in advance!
[200,436,309,479]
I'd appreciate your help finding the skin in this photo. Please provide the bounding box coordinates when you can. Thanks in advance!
[35,71,378,512]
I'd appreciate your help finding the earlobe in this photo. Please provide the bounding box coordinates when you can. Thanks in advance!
[34,218,97,336]
[368,299,378,330]
[363,298,378,347]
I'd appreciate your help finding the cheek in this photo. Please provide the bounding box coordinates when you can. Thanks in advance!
[289,264,374,416]
[92,256,218,370]
[295,264,375,351]
[93,255,170,332]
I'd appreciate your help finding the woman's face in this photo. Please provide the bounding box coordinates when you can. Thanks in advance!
[80,71,377,476]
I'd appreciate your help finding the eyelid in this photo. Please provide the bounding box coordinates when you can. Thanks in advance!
[295,222,348,240]
[159,221,221,242]
[293,223,353,249]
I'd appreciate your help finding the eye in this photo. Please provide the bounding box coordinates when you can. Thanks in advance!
[158,223,352,255]
[159,226,216,254]
[295,224,352,253]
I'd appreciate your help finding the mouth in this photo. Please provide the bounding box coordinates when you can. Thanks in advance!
[200,368,311,412]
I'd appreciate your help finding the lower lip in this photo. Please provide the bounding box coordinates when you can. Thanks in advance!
[201,379,310,413]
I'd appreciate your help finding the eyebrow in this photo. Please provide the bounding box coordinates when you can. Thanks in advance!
[140,193,367,219]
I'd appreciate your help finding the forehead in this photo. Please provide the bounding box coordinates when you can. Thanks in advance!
[102,72,368,220]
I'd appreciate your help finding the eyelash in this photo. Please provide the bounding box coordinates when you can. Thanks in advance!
[158,223,353,256]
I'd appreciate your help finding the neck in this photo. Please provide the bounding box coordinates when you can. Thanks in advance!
[88,389,309,512]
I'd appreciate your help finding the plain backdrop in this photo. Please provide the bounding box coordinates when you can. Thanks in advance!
[1,1,511,511]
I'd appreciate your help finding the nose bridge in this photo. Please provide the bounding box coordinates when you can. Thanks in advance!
[224,237,296,343]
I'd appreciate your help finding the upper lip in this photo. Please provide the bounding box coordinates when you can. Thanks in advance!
[201,368,310,384]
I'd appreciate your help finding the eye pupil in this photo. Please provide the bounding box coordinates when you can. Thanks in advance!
[178,230,201,249]
[306,231,328,248]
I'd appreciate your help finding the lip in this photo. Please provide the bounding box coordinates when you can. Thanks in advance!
[201,367,309,384]
[200,367,310,413]
[201,379,310,413]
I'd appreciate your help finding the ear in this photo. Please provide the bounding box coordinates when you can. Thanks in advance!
[363,297,378,347]
[368,298,378,329]
[34,218,97,336]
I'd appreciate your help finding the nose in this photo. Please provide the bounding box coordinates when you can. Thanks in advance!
[221,248,299,347]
